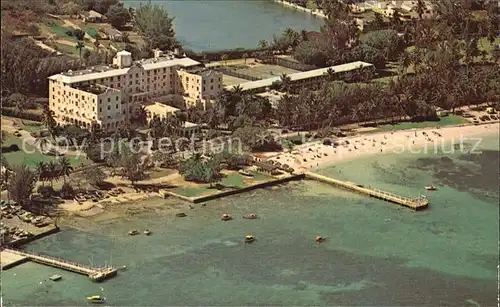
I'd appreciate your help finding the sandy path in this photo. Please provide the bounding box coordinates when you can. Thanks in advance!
[265,123,499,172]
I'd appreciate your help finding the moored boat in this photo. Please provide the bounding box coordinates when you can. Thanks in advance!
[144,230,151,235]
[242,213,257,219]
[49,274,62,281]
[245,234,255,243]
[128,230,139,236]
[87,295,105,304]
[315,236,326,243]
[221,213,232,221]
[425,185,437,191]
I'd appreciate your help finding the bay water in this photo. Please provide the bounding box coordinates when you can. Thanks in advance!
[2,132,498,305]
[123,0,324,51]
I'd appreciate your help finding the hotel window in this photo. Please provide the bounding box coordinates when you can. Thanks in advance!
[76,94,79,98]
[116,96,119,101]
[116,104,118,109]
[210,85,213,90]
[107,105,111,110]
[163,68,166,72]
[99,107,102,112]
[211,79,213,83]
[136,73,139,77]
[108,98,111,102]
[52,95,55,99]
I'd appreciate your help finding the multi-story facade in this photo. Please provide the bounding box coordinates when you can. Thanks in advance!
[48,50,223,131]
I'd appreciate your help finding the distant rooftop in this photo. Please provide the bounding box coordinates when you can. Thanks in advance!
[48,54,201,84]
[225,61,373,92]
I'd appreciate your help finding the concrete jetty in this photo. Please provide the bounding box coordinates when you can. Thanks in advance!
[1,248,117,282]
[304,172,429,210]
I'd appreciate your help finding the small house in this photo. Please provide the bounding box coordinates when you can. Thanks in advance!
[106,28,123,42]
[83,10,107,23]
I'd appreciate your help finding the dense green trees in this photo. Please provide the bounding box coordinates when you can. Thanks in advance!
[233,126,282,152]
[8,165,37,206]
[106,3,131,29]
[134,3,179,51]
[179,153,222,185]
[1,37,83,96]
[83,167,107,188]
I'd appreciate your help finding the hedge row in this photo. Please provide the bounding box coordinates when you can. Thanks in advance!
[1,108,43,121]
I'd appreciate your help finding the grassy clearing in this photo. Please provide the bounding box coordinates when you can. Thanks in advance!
[19,120,43,133]
[47,22,77,42]
[376,115,468,131]
[2,135,90,168]
[53,42,84,57]
[172,171,274,197]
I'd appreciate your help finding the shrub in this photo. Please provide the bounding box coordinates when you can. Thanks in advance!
[37,186,55,198]
[60,183,75,199]
[3,144,20,153]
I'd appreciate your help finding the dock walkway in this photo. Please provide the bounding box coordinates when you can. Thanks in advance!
[2,248,117,281]
[304,172,428,210]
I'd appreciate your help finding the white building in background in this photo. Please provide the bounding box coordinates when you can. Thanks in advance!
[48,50,222,131]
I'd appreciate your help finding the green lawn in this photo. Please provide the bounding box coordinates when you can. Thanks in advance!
[377,115,468,131]
[53,43,83,57]
[2,135,89,168]
[83,27,98,39]
[172,171,274,197]
[48,23,77,42]
[19,120,43,133]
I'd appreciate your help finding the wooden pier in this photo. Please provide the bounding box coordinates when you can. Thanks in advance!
[1,248,117,282]
[304,172,428,210]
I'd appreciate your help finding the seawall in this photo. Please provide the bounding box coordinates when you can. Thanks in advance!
[163,174,305,204]
[273,0,327,18]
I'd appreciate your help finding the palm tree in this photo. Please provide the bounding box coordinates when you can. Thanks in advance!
[231,84,243,95]
[221,54,229,66]
[242,52,249,64]
[324,68,336,81]
[41,106,57,140]
[57,157,73,184]
[75,41,85,59]
[258,40,268,50]
[36,162,47,185]
[416,0,426,19]
[35,137,52,153]
[46,161,58,188]
[280,73,292,92]
[131,105,148,127]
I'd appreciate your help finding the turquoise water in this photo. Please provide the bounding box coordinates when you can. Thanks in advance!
[124,0,323,51]
[2,133,498,305]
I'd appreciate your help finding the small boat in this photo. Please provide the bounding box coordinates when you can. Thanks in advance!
[245,234,255,243]
[49,274,62,281]
[176,212,187,217]
[242,213,257,219]
[315,236,326,243]
[425,185,437,191]
[87,295,105,304]
[144,230,151,235]
[128,230,139,236]
[221,213,232,221]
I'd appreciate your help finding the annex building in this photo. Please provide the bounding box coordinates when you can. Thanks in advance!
[48,50,223,131]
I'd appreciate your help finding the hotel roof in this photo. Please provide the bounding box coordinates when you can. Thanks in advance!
[145,102,180,115]
[224,61,373,92]
[48,56,201,84]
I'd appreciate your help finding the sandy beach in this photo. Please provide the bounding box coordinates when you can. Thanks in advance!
[264,123,500,172]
